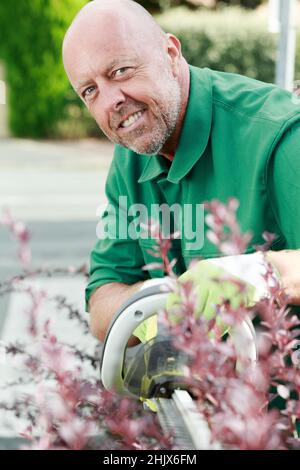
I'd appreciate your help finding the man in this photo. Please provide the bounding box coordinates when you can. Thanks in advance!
[63,0,300,344]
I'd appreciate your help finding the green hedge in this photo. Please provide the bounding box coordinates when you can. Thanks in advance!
[138,1,265,13]
[157,7,300,84]
[0,0,95,138]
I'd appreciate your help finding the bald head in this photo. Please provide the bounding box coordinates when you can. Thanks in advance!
[63,0,165,57]
[62,0,190,156]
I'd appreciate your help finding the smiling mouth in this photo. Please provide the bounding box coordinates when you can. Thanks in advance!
[119,110,145,129]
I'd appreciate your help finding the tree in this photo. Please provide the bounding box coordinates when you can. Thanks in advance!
[0,0,86,138]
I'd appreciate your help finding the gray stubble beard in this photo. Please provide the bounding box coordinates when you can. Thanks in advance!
[109,79,182,156]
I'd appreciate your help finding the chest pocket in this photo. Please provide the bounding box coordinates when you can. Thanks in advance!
[138,238,186,278]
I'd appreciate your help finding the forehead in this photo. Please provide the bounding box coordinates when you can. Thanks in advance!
[64,15,146,86]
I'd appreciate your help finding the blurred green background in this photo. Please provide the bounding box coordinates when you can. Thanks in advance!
[0,0,299,139]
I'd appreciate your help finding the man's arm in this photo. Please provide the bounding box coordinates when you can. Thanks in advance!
[267,121,300,250]
[86,149,149,343]
[266,250,300,305]
[89,281,144,344]
[265,120,300,304]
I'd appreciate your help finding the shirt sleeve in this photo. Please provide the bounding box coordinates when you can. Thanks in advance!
[267,121,300,249]
[85,154,149,311]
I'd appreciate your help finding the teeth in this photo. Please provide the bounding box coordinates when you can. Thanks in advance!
[121,111,143,128]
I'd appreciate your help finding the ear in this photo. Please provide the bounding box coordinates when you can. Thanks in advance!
[166,33,182,77]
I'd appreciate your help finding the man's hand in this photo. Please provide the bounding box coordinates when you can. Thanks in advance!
[266,250,300,305]
[135,253,270,343]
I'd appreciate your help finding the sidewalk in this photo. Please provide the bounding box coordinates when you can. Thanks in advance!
[0,138,113,221]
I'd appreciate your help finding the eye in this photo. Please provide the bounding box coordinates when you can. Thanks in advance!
[82,86,96,100]
[112,67,132,78]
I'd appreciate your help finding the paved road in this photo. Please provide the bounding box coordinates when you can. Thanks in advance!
[0,138,113,448]
[0,219,97,331]
[0,137,113,329]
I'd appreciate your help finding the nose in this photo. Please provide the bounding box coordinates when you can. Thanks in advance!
[100,81,126,113]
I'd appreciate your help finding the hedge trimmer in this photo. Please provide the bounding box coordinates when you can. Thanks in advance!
[100,280,257,449]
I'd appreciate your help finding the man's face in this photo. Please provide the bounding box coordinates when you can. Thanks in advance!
[63,18,182,155]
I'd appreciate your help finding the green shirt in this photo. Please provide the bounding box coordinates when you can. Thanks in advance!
[85,65,300,309]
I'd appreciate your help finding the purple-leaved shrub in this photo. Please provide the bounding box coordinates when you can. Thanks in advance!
[0,200,299,450]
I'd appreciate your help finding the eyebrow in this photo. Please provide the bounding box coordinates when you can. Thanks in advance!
[76,79,94,94]
[75,56,138,93]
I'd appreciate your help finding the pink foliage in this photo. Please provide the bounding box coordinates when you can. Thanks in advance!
[1,202,300,450]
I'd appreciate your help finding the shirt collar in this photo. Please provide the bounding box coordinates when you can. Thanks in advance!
[138,66,213,184]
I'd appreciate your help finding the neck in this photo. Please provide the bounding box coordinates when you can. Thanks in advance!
[160,60,190,162]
